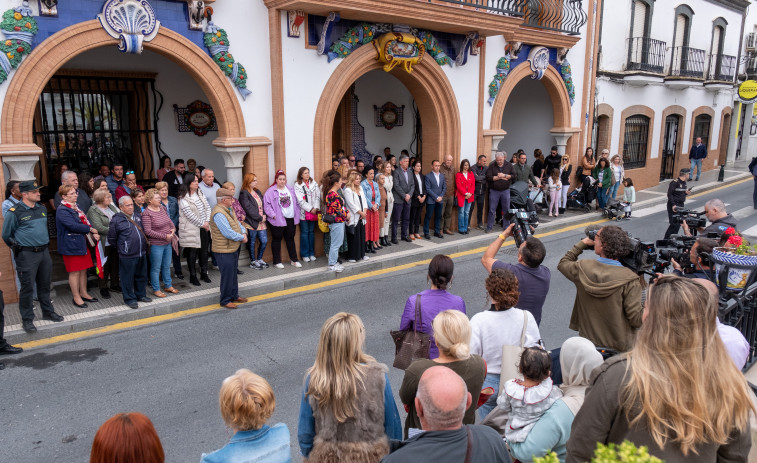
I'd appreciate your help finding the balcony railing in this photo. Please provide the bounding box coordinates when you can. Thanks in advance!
[626,37,666,73]
[433,0,526,16]
[521,0,587,35]
[668,46,706,78]
[706,53,736,81]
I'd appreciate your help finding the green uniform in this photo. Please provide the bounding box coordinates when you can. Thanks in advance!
[1,201,54,321]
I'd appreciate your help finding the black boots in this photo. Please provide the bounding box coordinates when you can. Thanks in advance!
[201,271,211,283]
[382,236,391,246]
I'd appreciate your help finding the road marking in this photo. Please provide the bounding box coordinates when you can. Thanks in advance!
[742,224,757,237]
[15,177,752,350]
[733,206,756,221]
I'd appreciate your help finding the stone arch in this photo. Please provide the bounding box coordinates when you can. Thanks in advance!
[313,44,461,176]
[658,105,687,178]
[595,103,614,153]
[1,19,246,145]
[490,62,572,132]
[688,105,716,152]
[718,106,732,165]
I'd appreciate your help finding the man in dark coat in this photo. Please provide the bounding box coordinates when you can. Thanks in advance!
[689,137,707,181]
[163,158,187,197]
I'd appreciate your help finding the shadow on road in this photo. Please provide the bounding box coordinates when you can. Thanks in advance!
[4,348,107,370]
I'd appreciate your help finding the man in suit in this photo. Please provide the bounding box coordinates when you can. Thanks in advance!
[689,137,707,181]
[391,154,414,243]
[163,158,187,197]
[424,159,446,239]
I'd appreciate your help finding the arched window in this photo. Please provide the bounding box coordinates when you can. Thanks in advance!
[693,114,712,150]
[627,0,663,72]
[623,114,650,169]
[709,18,731,80]
[670,5,702,77]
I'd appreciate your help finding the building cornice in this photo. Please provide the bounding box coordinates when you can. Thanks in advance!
[704,0,750,14]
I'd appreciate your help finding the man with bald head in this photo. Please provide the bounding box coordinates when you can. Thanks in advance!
[440,155,457,234]
[381,366,509,463]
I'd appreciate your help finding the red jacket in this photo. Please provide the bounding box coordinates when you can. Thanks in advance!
[455,171,475,207]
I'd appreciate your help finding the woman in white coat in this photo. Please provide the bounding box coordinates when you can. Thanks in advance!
[380,162,394,247]
[294,167,321,263]
[178,173,211,287]
[343,170,368,263]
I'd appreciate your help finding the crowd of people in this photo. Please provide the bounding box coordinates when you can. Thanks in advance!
[79,224,754,462]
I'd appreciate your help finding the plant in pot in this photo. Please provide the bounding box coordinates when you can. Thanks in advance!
[711,227,757,292]
[533,441,662,463]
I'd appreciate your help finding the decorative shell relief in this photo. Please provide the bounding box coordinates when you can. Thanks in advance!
[97,0,160,54]
[0,2,38,85]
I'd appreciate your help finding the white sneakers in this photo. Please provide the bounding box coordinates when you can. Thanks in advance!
[302,256,311,262]
[328,264,344,273]
[291,261,302,268]
[275,263,285,269]
[363,256,370,260]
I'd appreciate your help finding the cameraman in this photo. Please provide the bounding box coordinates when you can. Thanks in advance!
[664,168,691,239]
[481,223,550,325]
[670,237,717,280]
[557,225,642,352]
[680,199,737,238]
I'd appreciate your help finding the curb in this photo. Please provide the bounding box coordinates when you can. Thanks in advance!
[5,173,751,345]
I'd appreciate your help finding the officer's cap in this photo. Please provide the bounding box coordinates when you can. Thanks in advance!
[19,180,40,193]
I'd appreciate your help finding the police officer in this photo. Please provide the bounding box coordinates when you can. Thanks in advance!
[1,180,64,333]
[664,168,691,239]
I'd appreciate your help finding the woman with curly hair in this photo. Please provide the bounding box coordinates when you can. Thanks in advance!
[470,268,542,419]
[567,276,754,462]
[298,312,401,462]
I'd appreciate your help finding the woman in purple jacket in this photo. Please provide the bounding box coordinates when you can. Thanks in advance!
[263,170,301,269]
[398,254,466,359]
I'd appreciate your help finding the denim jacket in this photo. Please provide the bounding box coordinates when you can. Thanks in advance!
[201,423,291,463]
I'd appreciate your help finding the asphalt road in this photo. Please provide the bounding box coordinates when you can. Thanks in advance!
[1,180,754,462]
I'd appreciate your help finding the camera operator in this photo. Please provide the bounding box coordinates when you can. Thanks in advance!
[481,223,550,325]
[680,199,737,238]
[557,225,643,352]
[664,168,691,239]
[669,237,717,280]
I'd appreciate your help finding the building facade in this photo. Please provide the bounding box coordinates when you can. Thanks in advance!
[592,0,748,191]
[0,0,598,301]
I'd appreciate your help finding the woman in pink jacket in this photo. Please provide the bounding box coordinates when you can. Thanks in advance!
[263,170,301,269]
[455,159,475,234]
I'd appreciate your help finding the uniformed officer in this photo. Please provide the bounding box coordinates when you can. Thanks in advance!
[1,180,64,333]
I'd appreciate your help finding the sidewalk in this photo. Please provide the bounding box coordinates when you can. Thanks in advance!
[4,161,752,344]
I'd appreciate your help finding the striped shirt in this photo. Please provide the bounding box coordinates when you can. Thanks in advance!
[142,206,175,246]
[179,191,210,227]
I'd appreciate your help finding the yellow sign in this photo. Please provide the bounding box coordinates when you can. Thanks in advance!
[373,32,425,74]
[739,80,757,102]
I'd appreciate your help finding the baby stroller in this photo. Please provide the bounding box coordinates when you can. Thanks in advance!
[510,181,540,214]
[603,198,625,221]
[566,176,597,212]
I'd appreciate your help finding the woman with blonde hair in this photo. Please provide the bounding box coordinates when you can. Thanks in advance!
[201,369,290,462]
[567,276,754,462]
[380,161,394,247]
[343,170,368,263]
[298,312,401,462]
[399,310,486,438]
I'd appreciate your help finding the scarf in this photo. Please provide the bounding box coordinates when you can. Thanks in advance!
[558,337,604,416]
[62,201,91,226]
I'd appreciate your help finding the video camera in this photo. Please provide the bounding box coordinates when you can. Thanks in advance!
[671,208,707,229]
[655,235,697,273]
[505,208,539,247]
[584,225,667,276]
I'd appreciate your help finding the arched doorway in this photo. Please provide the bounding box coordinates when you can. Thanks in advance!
[498,78,554,158]
[719,110,732,165]
[489,62,576,161]
[313,44,461,177]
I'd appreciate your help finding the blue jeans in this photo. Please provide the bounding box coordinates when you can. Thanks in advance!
[247,229,268,261]
[690,158,703,180]
[424,202,443,236]
[609,181,620,200]
[149,244,172,291]
[597,187,609,208]
[300,220,316,258]
[478,373,501,420]
[328,222,345,266]
[487,189,511,230]
[458,201,472,232]
[119,255,148,305]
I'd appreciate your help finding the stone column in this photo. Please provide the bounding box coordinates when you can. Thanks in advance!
[550,127,581,158]
[483,129,507,157]
[215,146,249,195]
[4,155,40,180]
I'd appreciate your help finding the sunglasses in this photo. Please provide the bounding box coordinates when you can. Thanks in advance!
[125,171,135,175]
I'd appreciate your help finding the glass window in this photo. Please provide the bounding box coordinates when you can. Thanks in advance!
[622,114,650,169]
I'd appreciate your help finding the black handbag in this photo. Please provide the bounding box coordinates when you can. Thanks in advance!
[322,213,336,224]
[390,295,431,370]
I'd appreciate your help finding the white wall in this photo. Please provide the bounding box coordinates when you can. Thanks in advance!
[354,70,415,158]
[498,78,555,159]
[61,48,229,179]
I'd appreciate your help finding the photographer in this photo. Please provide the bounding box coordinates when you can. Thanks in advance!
[680,199,737,238]
[557,225,643,352]
[481,223,550,325]
[670,237,717,280]
[664,169,691,239]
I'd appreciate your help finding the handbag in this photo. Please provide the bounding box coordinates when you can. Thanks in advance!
[303,187,318,221]
[498,309,529,394]
[390,295,431,370]
[317,213,330,232]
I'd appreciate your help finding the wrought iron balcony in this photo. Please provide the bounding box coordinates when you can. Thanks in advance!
[521,0,587,35]
[668,46,706,79]
[626,37,666,73]
[432,0,525,16]
[706,53,736,81]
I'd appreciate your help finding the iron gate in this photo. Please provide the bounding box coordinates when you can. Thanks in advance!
[33,74,165,187]
[660,115,679,180]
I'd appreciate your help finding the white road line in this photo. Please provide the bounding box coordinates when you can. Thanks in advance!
[732,206,756,221]
[741,224,757,238]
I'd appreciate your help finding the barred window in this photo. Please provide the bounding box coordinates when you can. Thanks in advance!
[622,114,650,169]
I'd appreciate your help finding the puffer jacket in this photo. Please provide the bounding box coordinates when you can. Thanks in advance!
[179,191,210,249]
[557,242,642,352]
[107,211,148,258]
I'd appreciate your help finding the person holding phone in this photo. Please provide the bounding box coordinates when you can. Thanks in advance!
[664,168,691,239]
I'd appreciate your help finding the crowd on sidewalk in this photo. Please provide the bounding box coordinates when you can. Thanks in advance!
[64,212,757,462]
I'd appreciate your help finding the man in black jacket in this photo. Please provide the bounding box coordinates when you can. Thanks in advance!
[543,146,562,179]
[108,196,151,309]
[664,168,691,239]
[472,155,488,229]
[163,158,187,197]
